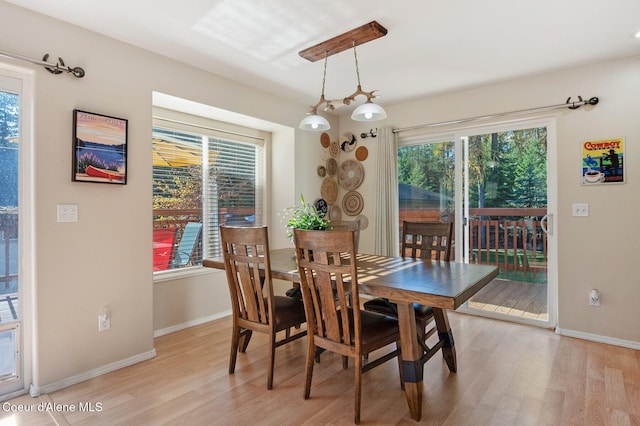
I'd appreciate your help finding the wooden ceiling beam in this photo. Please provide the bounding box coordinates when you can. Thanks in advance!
[298,21,387,62]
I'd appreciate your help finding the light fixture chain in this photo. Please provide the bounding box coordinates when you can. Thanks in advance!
[353,41,362,87]
[321,52,328,97]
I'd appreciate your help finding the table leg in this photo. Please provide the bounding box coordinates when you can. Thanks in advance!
[395,302,424,421]
[432,308,457,372]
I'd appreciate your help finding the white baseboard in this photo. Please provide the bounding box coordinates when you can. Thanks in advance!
[153,310,232,338]
[29,348,157,397]
[555,327,640,350]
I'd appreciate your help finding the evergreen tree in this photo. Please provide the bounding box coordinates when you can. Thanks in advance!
[0,91,19,207]
[396,127,547,210]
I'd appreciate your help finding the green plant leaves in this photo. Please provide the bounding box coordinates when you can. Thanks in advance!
[281,194,330,240]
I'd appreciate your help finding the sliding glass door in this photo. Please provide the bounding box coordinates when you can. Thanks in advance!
[398,118,556,328]
[0,73,27,399]
[459,120,554,327]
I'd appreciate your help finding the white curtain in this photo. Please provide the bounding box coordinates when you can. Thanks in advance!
[373,127,399,256]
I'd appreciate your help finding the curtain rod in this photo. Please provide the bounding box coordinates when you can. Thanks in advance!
[393,96,599,133]
[0,49,85,78]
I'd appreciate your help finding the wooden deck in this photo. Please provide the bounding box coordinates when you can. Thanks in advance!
[467,278,548,321]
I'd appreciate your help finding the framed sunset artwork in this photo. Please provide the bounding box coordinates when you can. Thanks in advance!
[72,109,128,184]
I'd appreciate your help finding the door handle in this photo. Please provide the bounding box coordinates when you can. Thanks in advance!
[541,214,553,235]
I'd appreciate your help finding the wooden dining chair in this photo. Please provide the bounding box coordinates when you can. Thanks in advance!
[302,220,360,364]
[363,221,453,354]
[293,228,402,424]
[330,219,361,253]
[220,225,307,390]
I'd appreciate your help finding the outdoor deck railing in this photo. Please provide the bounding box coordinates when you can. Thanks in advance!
[467,208,547,278]
[400,207,548,279]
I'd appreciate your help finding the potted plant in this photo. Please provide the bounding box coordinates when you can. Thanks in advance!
[281,194,330,241]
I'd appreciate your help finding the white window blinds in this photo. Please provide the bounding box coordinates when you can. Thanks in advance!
[152,108,267,269]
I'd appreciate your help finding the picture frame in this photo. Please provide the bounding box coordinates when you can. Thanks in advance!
[73,109,128,184]
[581,137,625,185]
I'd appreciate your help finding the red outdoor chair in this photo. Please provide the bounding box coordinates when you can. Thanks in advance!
[153,228,177,271]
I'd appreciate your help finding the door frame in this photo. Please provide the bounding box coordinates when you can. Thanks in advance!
[0,64,34,401]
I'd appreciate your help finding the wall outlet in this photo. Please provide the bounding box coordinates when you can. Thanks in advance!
[98,311,111,331]
[589,289,600,306]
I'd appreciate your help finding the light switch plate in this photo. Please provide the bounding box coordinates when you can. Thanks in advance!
[57,204,79,222]
[572,203,589,217]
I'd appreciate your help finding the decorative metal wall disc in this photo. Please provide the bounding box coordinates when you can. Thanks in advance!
[329,141,341,158]
[329,205,342,221]
[340,132,357,152]
[320,177,338,204]
[326,158,338,176]
[320,132,330,147]
[355,146,368,161]
[314,198,328,216]
[338,159,364,191]
[317,165,326,177]
[342,191,364,216]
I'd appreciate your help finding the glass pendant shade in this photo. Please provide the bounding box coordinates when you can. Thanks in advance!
[351,101,387,121]
[299,113,330,131]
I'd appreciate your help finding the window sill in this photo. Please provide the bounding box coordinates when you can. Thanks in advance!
[153,265,221,283]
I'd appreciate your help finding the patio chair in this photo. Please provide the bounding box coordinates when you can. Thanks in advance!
[293,228,402,424]
[170,222,202,268]
[221,225,307,390]
[153,227,177,271]
[363,221,453,355]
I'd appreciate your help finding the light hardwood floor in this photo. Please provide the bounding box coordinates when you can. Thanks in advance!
[2,313,639,425]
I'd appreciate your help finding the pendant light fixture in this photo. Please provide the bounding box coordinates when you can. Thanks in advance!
[298,21,388,131]
[299,53,331,131]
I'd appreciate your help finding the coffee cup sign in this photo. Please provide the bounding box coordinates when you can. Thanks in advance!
[583,170,605,184]
[581,137,625,185]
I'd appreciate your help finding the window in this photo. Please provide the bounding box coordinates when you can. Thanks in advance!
[152,107,267,272]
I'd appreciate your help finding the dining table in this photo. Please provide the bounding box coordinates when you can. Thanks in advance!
[204,248,498,421]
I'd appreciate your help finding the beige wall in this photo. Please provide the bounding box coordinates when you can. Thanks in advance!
[2,1,637,397]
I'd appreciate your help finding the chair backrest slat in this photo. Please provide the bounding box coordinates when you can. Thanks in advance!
[401,221,453,261]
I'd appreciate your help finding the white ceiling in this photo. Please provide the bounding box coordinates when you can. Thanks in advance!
[8,0,640,114]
